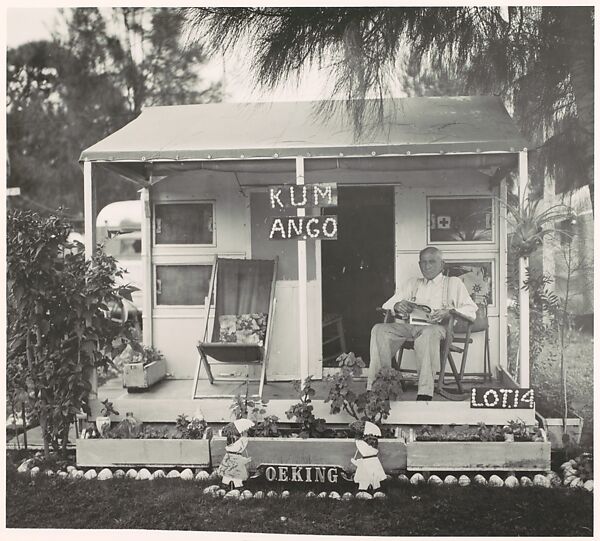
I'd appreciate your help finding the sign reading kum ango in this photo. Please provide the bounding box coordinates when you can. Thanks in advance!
[268,182,338,240]
[269,183,337,209]
[470,388,535,409]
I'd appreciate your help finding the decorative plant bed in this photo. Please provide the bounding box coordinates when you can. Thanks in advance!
[210,436,407,473]
[123,359,167,391]
[407,441,551,472]
[76,438,210,468]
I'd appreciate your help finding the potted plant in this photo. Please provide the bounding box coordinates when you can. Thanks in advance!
[96,399,119,437]
[122,344,167,391]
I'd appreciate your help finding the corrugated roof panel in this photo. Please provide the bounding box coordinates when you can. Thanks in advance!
[80,96,529,162]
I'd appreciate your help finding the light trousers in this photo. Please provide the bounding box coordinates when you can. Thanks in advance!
[368,322,446,397]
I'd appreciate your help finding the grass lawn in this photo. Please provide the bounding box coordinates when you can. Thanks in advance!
[6,469,593,536]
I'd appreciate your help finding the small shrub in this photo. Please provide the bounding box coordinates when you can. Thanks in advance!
[476,422,504,442]
[326,352,403,426]
[175,413,207,439]
[250,415,280,437]
[230,380,267,422]
[99,399,119,417]
[285,377,330,438]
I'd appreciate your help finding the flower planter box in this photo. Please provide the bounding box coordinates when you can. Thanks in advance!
[123,360,167,391]
[407,441,551,472]
[210,436,407,473]
[76,438,210,468]
[543,416,583,450]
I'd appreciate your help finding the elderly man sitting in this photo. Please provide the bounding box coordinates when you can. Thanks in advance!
[368,247,477,400]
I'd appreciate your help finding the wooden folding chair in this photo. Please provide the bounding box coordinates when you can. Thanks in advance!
[192,257,277,399]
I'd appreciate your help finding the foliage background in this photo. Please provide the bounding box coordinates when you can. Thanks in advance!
[7,7,221,222]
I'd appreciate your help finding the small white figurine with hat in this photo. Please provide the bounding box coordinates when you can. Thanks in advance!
[351,421,387,492]
[217,418,254,489]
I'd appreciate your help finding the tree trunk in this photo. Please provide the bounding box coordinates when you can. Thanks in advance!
[61,422,70,457]
[38,408,51,458]
[561,7,594,209]
[26,330,50,458]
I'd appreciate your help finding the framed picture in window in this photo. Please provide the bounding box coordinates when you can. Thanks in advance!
[154,202,215,245]
[444,260,494,305]
[428,197,494,243]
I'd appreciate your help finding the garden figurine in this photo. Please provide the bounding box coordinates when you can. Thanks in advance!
[351,421,386,492]
[217,418,254,488]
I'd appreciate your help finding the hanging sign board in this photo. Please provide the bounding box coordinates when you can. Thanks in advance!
[269,216,338,240]
[256,464,352,483]
[269,183,338,210]
[470,388,535,409]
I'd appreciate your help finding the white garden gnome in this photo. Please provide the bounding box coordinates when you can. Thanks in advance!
[217,419,254,489]
[351,421,387,492]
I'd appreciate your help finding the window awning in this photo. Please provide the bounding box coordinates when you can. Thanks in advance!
[80,96,530,165]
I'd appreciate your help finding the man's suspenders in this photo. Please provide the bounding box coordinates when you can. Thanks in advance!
[410,275,451,308]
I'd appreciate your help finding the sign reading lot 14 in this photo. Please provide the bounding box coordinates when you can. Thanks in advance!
[470,388,535,409]
[268,182,338,240]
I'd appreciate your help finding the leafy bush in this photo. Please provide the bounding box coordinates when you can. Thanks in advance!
[326,352,403,426]
[6,210,136,457]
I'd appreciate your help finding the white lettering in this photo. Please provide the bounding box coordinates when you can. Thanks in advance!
[278,465,288,482]
[288,217,303,238]
[483,389,499,407]
[290,185,307,207]
[265,466,277,482]
[291,466,303,482]
[314,467,325,483]
[270,188,284,209]
[326,468,338,483]
[322,217,337,238]
[513,390,520,408]
[499,388,511,408]
[471,388,484,407]
[520,389,535,408]
[269,218,286,239]
[305,467,312,482]
[314,184,332,206]
[306,218,321,238]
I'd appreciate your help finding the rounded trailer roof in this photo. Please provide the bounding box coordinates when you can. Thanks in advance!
[96,200,141,229]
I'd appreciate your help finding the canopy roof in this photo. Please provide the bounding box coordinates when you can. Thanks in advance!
[80,96,529,164]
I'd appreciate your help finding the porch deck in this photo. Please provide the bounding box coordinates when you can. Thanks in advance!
[90,374,535,427]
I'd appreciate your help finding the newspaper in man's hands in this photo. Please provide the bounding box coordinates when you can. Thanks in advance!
[406,302,432,326]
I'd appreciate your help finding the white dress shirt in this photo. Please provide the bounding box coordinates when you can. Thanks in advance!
[382,272,477,322]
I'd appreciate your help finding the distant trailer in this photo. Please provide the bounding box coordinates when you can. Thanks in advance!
[96,200,141,241]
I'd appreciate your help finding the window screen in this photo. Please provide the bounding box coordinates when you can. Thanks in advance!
[155,265,212,305]
[155,203,214,244]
